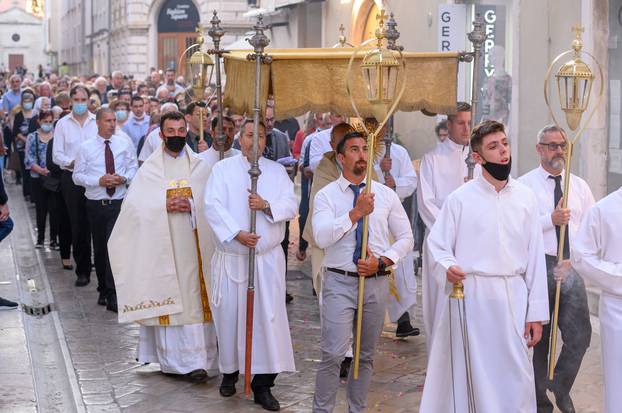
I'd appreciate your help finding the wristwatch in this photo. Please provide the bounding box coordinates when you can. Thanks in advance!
[262,200,271,214]
[378,258,387,272]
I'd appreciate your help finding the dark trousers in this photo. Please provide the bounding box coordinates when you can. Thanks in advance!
[17,150,31,198]
[50,189,72,259]
[533,255,591,412]
[60,171,92,278]
[297,175,310,252]
[86,199,121,297]
[30,177,51,243]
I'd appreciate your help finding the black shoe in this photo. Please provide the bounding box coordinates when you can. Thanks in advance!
[35,241,44,249]
[106,296,118,313]
[554,393,576,413]
[285,292,293,304]
[340,357,352,378]
[219,372,239,397]
[0,297,18,310]
[63,263,74,270]
[254,389,280,411]
[395,320,420,338]
[184,369,208,383]
[49,240,59,250]
[75,275,90,287]
[97,292,107,306]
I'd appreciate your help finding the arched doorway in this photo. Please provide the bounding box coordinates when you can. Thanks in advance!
[157,0,200,75]
[350,0,381,45]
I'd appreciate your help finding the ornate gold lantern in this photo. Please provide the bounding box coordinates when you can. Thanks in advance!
[187,29,214,100]
[554,27,594,131]
[360,16,401,120]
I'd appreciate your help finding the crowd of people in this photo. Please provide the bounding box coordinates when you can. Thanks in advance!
[0,64,620,413]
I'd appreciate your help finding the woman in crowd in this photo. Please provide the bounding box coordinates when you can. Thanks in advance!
[12,88,37,199]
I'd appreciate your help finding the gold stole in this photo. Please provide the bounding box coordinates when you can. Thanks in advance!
[159,180,212,326]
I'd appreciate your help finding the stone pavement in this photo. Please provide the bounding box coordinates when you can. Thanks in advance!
[0,179,606,412]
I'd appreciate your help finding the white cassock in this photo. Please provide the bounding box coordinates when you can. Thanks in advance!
[204,154,297,375]
[417,138,481,350]
[571,187,622,413]
[109,146,219,375]
[197,146,240,168]
[138,127,161,163]
[374,143,418,322]
[308,127,333,172]
[420,176,549,413]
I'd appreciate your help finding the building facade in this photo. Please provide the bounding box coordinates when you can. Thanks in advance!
[0,1,46,73]
[59,0,254,78]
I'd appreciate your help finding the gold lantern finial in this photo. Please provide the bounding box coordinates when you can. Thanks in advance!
[359,8,401,121]
[186,25,214,100]
[554,25,594,131]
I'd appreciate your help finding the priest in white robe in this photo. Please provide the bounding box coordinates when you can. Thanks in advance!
[204,119,297,411]
[571,187,622,413]
[417,102,481,351]
[374,141,419,338]
[420,120,548,413]
[108,111,218,383]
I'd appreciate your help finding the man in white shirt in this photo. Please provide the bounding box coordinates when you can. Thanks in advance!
[198,116,239,167]
[72,108,138,311]
[138,102,178,164]
[122,95,150,149]
[421,120,548,412]
[417,102,480,350]
[374,139,419,337]
[156,68,185,98]
[53,85,98,287]
[519,125,595,413]
[570,187,622,413]
[308,113,344,172]
[312,131,413,413]
[204,119,297,411]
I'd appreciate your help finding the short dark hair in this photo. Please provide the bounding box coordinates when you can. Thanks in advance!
[130,95,144,106]
[70,84,89,98]
[95,107,114,121]
[435,120,448,136]
[211,115,234,130]
[38,109,54,122]
[470,120,506,152]
[160,110,186,130]
[336,131,365,155]
[241,118,266,133]
[447,101,471,122]
[330,122,354,144]
[185,101,206,116]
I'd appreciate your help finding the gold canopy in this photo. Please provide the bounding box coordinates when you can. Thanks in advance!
[223,48,460,120]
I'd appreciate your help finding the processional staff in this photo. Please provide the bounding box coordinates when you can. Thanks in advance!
[207,11,228,160]
[544,25,603,381]
[244,15,272,399]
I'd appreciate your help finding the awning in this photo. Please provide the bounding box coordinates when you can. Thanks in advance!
[223,48,460,120]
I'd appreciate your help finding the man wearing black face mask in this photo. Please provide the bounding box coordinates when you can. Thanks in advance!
[421,120,549,412]
[108,110,218,383]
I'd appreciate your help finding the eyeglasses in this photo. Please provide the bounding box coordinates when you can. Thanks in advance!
[539,142,567,151]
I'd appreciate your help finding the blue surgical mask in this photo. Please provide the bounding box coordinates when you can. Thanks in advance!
[23,102,33,110]
[115,110,128,122]
[72,102,88,115]
[40,123,53,133]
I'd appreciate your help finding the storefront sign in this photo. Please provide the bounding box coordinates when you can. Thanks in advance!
[157,0,200,33]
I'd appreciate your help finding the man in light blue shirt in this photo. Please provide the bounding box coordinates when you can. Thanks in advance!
[122,95,150,149]
[0,75,22,115]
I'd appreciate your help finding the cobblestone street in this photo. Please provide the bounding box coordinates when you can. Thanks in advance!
[0,183,605,412]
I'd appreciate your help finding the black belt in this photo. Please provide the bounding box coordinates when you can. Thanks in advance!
[87,199,122,206]
[326,267,390,278]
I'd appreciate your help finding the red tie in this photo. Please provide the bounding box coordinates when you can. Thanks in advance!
[104,140,115,197]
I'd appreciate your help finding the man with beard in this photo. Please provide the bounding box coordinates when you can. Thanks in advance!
[519,125,594,413]
[421,120,548,412]
[312,131,413,412]
[156,68,185,99]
